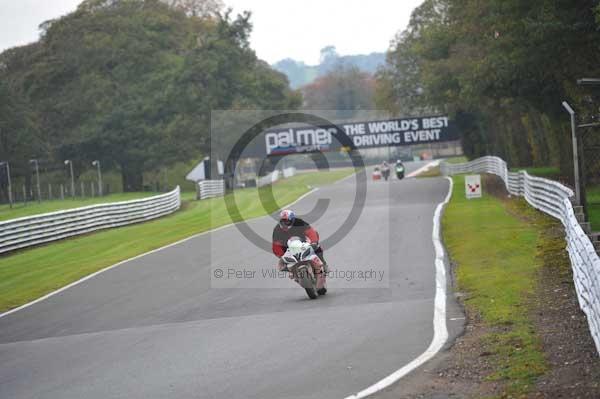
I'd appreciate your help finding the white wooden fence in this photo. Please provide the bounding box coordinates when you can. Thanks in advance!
[442,156,600,354]
[0,187,181,254]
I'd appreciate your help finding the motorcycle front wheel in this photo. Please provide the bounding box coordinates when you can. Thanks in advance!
[296,265,318,299]
[305,288,318,299]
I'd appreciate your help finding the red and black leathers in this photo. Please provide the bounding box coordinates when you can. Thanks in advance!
[272,218,321,258]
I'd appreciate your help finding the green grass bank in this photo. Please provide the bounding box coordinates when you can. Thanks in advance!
[443,175,548,396]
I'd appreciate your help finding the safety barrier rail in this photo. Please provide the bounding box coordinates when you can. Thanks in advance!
[257,170,280,188]
[255,168,296,188]
[442,156,600,355]
[198,180,225,200]
[0,187,181,254]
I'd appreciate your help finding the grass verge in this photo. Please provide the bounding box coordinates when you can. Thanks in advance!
[443,175,547,396]
[587,185,600,231]
[0,192,161,222]
[0,169,354,313]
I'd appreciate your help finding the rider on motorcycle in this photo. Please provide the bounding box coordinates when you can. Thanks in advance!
[381,161,391,180]
[395,159,405,179]
[272,210,327,289]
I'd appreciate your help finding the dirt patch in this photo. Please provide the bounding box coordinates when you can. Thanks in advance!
[529,220,600,397]
[483,174,510,199]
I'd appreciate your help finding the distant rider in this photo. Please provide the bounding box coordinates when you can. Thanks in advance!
[272,210,327,292]
[381,161,391,181]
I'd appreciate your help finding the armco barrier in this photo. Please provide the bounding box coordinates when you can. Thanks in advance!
[198,180,225,200]
[442,156,600,355]
[0,187,181,254]
[256,168,295,188]
[257,170,280,188]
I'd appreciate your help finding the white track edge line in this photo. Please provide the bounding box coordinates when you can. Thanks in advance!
[0,187,319,319]
[344,175,454,399]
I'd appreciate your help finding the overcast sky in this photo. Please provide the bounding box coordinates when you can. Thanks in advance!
[0,0,423,65]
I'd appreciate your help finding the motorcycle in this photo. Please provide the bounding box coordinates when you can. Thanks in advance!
[281,237,326,299]
[372,167,382,181]
[381,165,391,181]
[395,163,405,179]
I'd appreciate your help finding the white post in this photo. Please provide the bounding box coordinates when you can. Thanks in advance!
[65,160,75,199]
[1,162,13,208]
[92,161,103,196]
[30,160,41,203]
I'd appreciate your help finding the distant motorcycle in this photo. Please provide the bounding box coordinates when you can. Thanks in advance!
[372,167,382,181]
[381,163,391,181]
[395,162,405,179]
[281,237,326,299]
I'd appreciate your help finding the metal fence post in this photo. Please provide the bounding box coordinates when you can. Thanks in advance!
[562,101,581,206]
[30,159,41,203]
[65,160,75,199]
[578,130,589,221]
[0,161,13,208]
[92,161,102,196]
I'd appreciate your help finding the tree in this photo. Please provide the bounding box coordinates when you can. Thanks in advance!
[162,0,224,18]
[377,0,600,173]
[0,0,299,191]
[319,46,338,65]
[0,80,42,188]
[302,64,376,111]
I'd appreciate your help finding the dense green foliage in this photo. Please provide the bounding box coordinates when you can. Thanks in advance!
[273,46,385,89]
[377,1,600,175]
[0,0,299,191]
